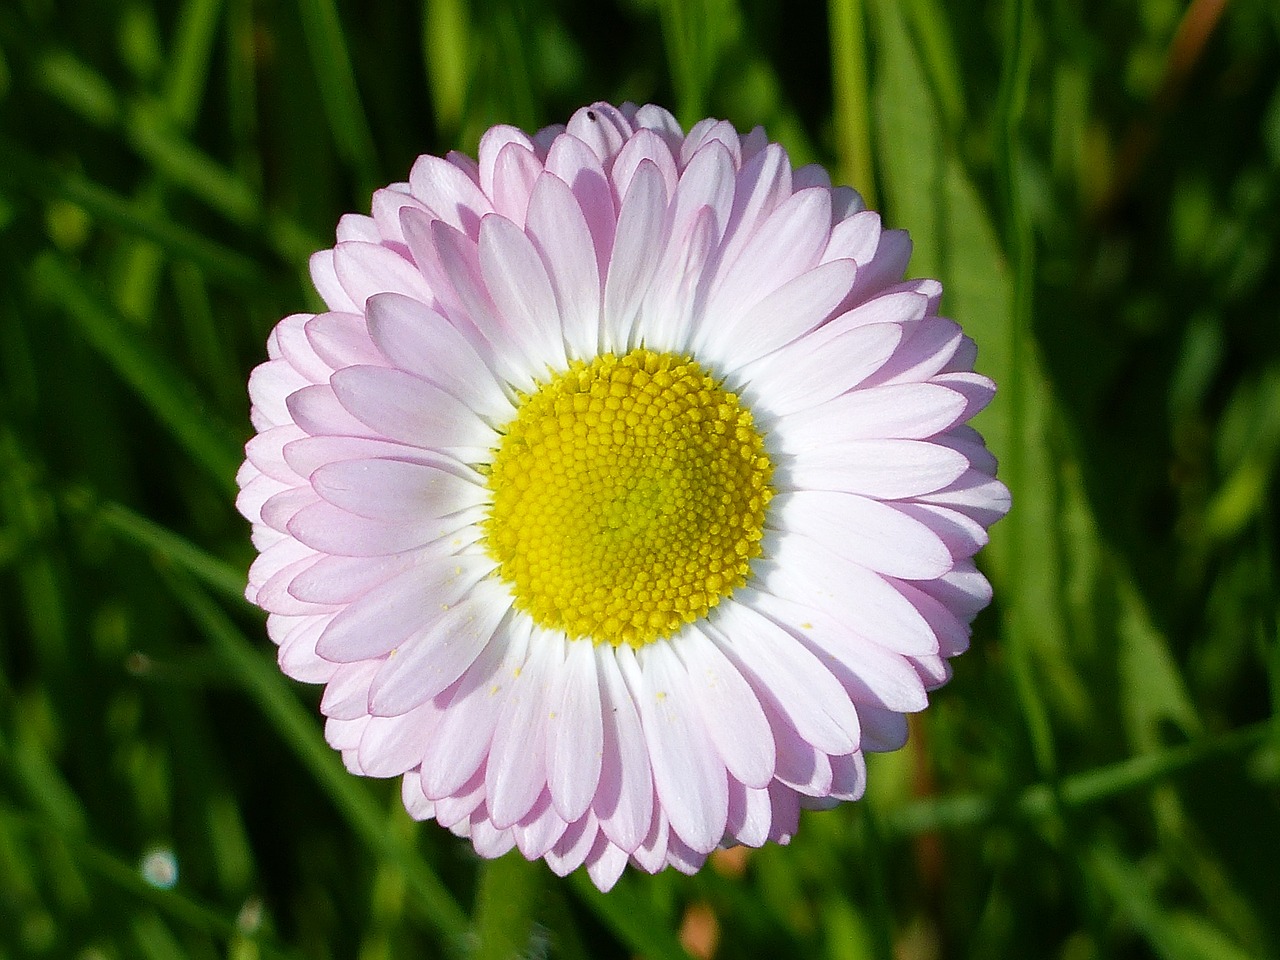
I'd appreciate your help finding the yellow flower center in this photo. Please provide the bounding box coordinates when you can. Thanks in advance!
[483,349,773,647]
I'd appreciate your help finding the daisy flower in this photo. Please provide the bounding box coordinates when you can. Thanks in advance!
[236,102,1009,890]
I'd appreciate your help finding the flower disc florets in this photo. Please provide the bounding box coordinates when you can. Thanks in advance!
[486,348,772,647]
[237,101,1010,891]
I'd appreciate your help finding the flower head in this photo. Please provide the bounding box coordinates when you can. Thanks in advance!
[237,102,1009,890]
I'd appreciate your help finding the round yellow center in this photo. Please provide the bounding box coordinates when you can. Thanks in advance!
[483,349,773,647]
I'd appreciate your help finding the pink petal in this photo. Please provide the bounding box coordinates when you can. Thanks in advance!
[309,250,359,313]
[566,103,632,164]
[707,600,860,755]
[525,173,602,361]
[321,659,382,719]
[706,187,832,323]
[478,214,569,374]
[544,134,615,277]
[601,161,668,352]
[743,587,929,713]
[365,293,511,420]
[285,384,379,439]
[486,631,559,829]
[770,490,954,580]
[368,579,512,714]
[310,457,486,523]
[762,534,940,656]
[305,312,387,369]
[512,792,569,860]
[593,647,653,853]
[358,698,444,777]
[421,618,531,799]
[678,627,775,789]
[612,128,679,202]
[742,321,903,417]
[408,153,493,237]
[545,639,605,822]
[332,241,434,311]
[782,438,969,500]
[329,365,494,451]
[584,837,628,891]
[314,554,494,661]
[288,552,414,605]
[776,382,969,452]
[623,644,728,855]
[702,259,857,370]
[726,779,774,847]
[488,142,543,227]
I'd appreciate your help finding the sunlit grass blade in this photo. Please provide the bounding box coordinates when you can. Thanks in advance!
[164,574,471,950]
[658,0,736,126]
[868,0,941,279]
[473,854,542,960]
[165,0,223,130]
[828,0,876,205]
[423,0,471,138]
[29,254,243,492]
[902,0,965,133]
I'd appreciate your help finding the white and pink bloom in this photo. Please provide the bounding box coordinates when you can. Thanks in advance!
[237,102,1009,890]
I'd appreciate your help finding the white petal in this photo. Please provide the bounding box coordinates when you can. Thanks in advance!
[770,490,954,580]
[707,600,860,755]
[601,161,668,353]
[622,643,728,855]
[545,639,605,822]
[422,617,531,798]
[781,438,969,500]
[677,627,775,789]
[761,533,940,655]
[525,172,602,361]
[486,630,559,828]
[776,382,969,452]
[368,580,513,715]
[593,647,653,853]
[314,555,493,661]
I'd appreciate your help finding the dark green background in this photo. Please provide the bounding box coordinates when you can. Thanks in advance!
[1,0,1278,957]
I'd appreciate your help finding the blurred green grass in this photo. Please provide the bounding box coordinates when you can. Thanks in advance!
[1,0,1279,958]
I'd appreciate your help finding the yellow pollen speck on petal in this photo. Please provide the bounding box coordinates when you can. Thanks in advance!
[483,348,773,647]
